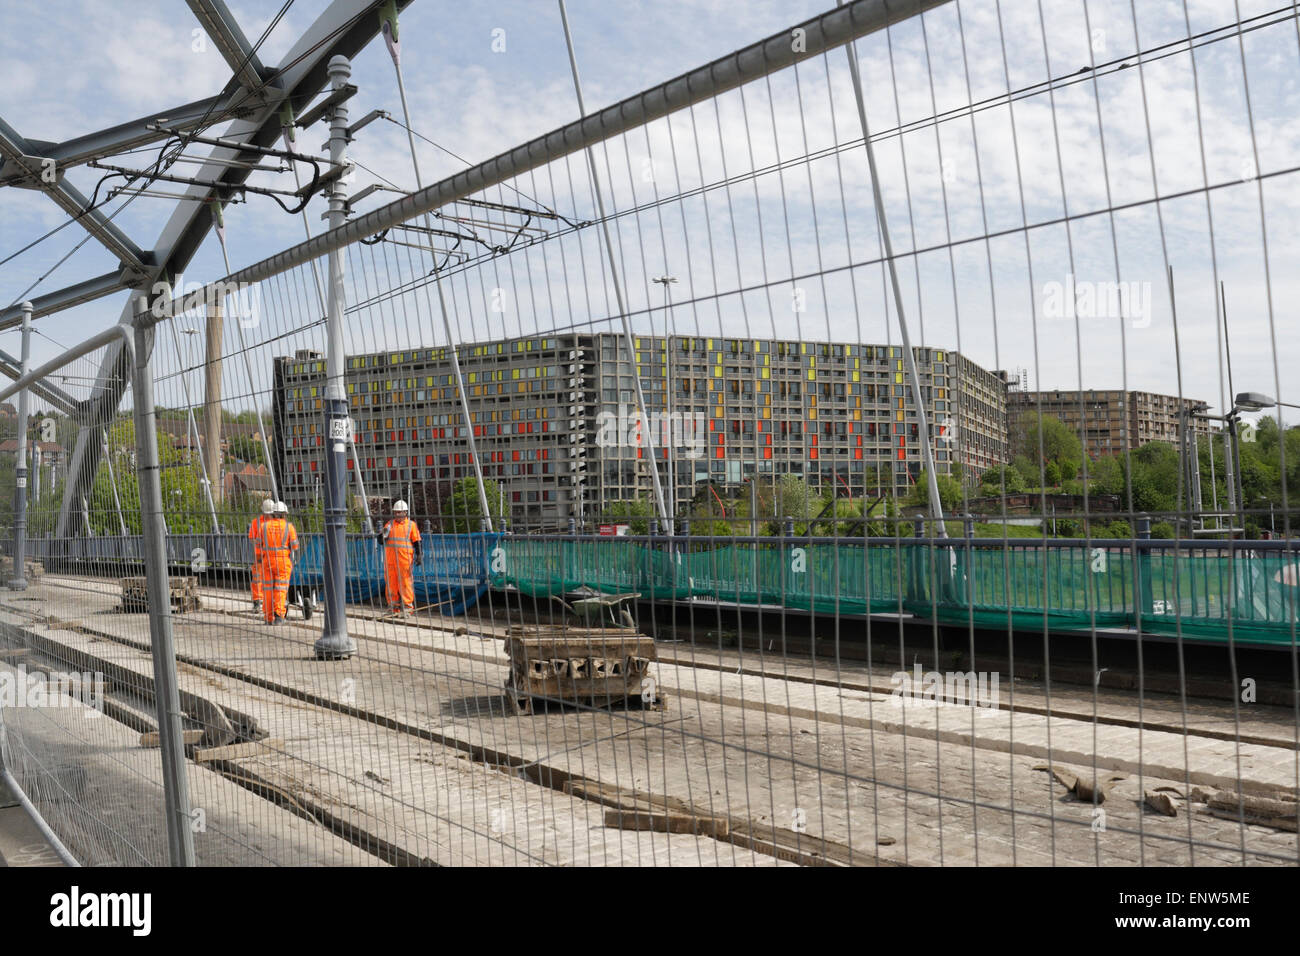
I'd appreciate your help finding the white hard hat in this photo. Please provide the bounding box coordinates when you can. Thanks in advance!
[261,499,275,514]
[393,499,408,512]
[277,501,288,513]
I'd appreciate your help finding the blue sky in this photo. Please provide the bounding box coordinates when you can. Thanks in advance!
[1,0,1297,426]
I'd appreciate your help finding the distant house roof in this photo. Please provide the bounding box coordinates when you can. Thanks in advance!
[223,463,274,498]
[0,439,62,454]
[157,418,261,440]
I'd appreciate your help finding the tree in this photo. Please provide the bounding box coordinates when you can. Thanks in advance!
[904,469,963,513]
[1015,414,1083,485]
[601,496,653,535]
[979,464,1027,496]
[442,477,505,533]
[226,434,264,464]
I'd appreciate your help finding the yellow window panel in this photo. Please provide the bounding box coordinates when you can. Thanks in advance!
[807,370,815,381]
[761,368,770,379]
[714,408,723,418]
[809,409,817,420]
[763,407,770,419]
[936,351,944,361]
[852,371,860,382]
[714,366,722,377]
[896,411,904,422]
[854,409,861,420]
[895,372,903,384]
[512,369,520,379]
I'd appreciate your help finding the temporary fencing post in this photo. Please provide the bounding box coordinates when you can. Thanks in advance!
[8,301,32,590]
[131,302,196,867]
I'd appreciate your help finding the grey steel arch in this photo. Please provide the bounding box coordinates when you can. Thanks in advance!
[43,0,412,536]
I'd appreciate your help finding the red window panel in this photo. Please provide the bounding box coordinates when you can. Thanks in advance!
[854,449,863,460]
[386,457,393,468]
[426,455,434,466]
[897,448,906,460]
[715,447,724,459]
[512,450,520,462]
[541,421,549,433]
[389,431,396,442]
[310,460,318,471]
[763,447,772,460]
[398,430,404,441]
[809,448,818,460]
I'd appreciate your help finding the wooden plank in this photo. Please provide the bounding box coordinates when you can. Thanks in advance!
[139,729,204,748]
[194,738,280,763]
[604,808,729,838]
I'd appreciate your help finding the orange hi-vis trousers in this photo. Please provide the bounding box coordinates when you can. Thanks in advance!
[248,515,265,603]
[383,517,420,611]
[260,517,298,622]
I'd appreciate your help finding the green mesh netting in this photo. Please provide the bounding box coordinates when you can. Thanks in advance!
[494,539,1300,644]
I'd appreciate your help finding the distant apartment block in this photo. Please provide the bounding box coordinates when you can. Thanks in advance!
[1008,389,1211,459]
[273,335,1010,528]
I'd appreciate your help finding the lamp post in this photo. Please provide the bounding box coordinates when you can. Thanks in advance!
[1234,393,1299,535]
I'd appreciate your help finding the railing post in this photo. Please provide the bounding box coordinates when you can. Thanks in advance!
[1136,512,1154,620]
[314,54,357,662]
[8,301,32,591]
[131,305,195,867]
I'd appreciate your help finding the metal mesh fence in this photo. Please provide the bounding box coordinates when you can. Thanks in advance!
[1,0,1298,867]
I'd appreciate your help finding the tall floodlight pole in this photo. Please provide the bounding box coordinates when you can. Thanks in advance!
[315,55,357,661]
[8,301,32,590]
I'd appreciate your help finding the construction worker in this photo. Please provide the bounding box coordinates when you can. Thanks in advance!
[249,499,274,611]
[382,499,421,616]
[260,500,299,624]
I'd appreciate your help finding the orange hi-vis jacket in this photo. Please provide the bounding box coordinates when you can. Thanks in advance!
[259,516,299,622]
[383,516,421,611]
[248,514,267,602]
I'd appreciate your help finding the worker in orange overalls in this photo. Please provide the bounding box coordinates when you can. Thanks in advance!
[382,499,422,616]
[248,499,274,611]
[260,500,299,624]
